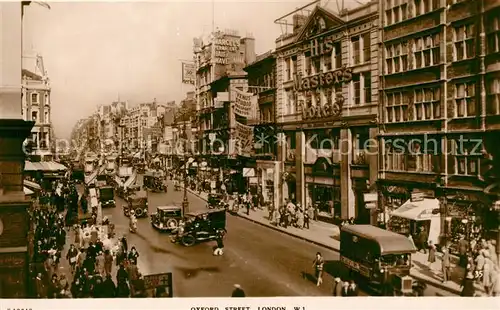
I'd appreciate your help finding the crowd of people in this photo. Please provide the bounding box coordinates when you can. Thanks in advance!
[28,176,152,298]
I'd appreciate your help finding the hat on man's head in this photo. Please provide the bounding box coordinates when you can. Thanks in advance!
[234,284,241,289]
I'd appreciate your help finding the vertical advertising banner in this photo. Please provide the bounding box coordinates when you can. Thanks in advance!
[181,62,195,85]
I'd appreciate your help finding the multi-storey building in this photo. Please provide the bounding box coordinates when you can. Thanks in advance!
[275,1,379,223]
[193,29,256,192]
[244,51,280,207]
[22,54,54,161]
[378,0,500,245]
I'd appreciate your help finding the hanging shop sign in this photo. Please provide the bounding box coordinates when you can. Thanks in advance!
[300,95,345,120]
[293,66,353,92]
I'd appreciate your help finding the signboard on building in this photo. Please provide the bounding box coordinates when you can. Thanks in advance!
[213,35,240,65]
[293,66,352,92]
[181,62,195,85]
[143,272,173,297]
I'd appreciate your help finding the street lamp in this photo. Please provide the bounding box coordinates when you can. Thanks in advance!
[182,123,193,216]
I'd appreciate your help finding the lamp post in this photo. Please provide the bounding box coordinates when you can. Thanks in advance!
[182,122,191,216]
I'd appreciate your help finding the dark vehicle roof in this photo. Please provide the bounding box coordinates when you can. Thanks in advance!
[129,190,147,199]
[157,205,181,211]
[99,185,114,190]
[185,209,225,217]
[341,225,417,255]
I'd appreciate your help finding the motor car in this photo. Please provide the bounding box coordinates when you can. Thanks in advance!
[143,171,166,192]
[170,209,226,247]
[207,193,224,208]
[99,185,115,208]
[123,190,148,218]
[150,205,183,232]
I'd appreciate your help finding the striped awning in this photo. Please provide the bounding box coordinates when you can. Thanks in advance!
[24,179,41,191]
[24,161,68,172]
[24,187,34,195]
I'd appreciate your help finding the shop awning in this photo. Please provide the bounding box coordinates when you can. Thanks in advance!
[390,198,440,221]
[24,179,41,191]
[24,161,67,172]
[24,187,34,196]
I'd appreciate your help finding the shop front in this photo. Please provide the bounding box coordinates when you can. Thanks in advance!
[255,160,280,209]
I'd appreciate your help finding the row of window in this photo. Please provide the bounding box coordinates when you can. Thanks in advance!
[29,111,50,124]
[27,93,50,105]
[384,80,487,123]
[385,0,440,26]
[383,138,482,176]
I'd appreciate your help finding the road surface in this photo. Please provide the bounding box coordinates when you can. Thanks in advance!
[101,176,455,297]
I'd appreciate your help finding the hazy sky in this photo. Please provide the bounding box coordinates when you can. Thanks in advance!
[23,0,360,138]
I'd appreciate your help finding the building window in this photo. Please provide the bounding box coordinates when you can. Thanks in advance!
[32,111,38,122]
[453,24,475,61]
[352,73,361,105]
[285,57,291,81]
[487,78,500,115]
[304,55,312,76]
[362,32,371,64]
[451,139,481,176]
[44,111,49,123]
[413,33,440,69]
[414,0,439,16]
[31,93,39,104]
[386,42,409,74]
[313,58,321,75]
[386,91,409,123]
[364,72,372,103]
[292,55,298,78]
[384,137,439,173]
[351,36,360,65]
[286,90,295,115]
[413,87,440,121]
[334,42,342,69]
[385,0,409,26]
[324,51,332,71]
[487,15,500,54]
[454,82,476,118]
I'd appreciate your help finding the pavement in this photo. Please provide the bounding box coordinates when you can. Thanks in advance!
[181,185,484,296]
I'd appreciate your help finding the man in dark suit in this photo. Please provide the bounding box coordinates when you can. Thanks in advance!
[332,277,343,296]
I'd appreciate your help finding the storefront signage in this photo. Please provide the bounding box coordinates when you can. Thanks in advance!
[309,35,336,57]
[300,96,345,120]
[0,253,25,267]
[293,66,352,92]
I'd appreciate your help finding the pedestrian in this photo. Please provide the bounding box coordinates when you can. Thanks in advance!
[483,251,494,295]
[417,227,428,253]
[47,274,60,298]
[312,252,324,286]
[304,206,311,229]
[491,265,500,297]
[441,245,451,283]
[102,274,117,298]
[35,272,46,298]
[213,232,224,256]
[487,240,497,265]
[458,235,469,268]
[347,280,359,296]
[427,241,436,269]
[461,271,476,297]
[58,274,69,297]
[128,246,139,265]
[341,280,350,296]
[104,249,113,276]
[332,277,343,296]
[475,250,486,280]
[66,244,79,274]
[231,284,245,297]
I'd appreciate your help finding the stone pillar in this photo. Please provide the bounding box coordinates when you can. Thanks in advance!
[273,161,280,211]
[0,2,35,298]
[295,130,306,207]
[340,127,355,219]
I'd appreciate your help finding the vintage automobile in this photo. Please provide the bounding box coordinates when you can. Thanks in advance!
[207,193,224,209]
[170,209,226,247]
[150,205,183,232]
[122,190,148,218]
[339,225,425,296]
[98,185,115,208]
[143,171,166,192]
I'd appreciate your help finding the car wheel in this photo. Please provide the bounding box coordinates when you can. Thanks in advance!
[166,218,178,229]
[181,234,196,247]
